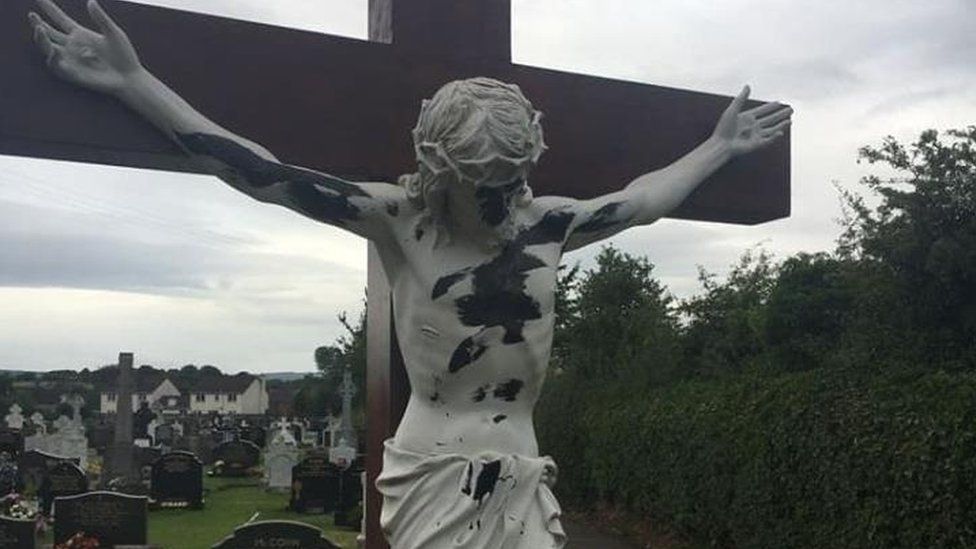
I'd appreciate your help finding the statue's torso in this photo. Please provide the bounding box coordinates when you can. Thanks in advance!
[379,203,564,457]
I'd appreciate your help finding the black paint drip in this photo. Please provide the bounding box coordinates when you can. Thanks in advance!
[574,201,625,233]
[492,414,507,423]
[433,210,575,373]
[176,132,369,225]
[493,379,524,402]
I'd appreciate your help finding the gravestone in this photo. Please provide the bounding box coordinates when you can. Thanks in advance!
[17,449,80,495]
[212,520,340,549]
[3,405,23,430]
[0,515,34,549]
[239,425,266,448]
[53,491,147,547]
[290,455,340,513]
[0,428,23,459]
[212,440,260,476]
[150,451,203,509]
[154,423,174,448]
[105,352,137,488]
[334,467,364,529]
[263,424,299,491]
[39,461,87,515]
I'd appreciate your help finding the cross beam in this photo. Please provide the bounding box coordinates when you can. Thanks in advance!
[0,0,789,222]
[0,2,790,547]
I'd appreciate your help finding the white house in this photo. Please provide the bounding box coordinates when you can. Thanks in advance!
[100,375,180,414]
[186,374,269,415]
[100,372,268,415]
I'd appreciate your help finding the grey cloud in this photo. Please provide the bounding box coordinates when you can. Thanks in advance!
[0,200,360,297]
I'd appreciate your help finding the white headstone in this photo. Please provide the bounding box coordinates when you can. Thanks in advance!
[264,418,299,489]
[4,404,24,429]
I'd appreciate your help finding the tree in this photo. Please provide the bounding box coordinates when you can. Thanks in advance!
[681,247,777,377]
[840,127,976,364]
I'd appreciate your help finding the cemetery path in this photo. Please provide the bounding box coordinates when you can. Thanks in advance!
[563,519,640,548]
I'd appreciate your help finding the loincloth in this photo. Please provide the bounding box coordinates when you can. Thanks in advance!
[376,439,566,549]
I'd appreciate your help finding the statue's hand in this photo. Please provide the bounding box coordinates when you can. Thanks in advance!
[29,0,142,95]
[712,86,793,156]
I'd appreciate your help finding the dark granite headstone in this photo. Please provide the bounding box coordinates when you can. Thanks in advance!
[239,425,266,448]
[211,520,340,549]
[289,455,339,513]
[151,451,203,509]
[212,440,260,476]
[0,428,23,458]
[53,491,147,547]
[334,467,364,528]
[0,516,34,549]
[39,461,87,515]
[17,449,80,495]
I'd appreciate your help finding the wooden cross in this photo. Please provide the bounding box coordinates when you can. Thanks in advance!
[0,1,790,546]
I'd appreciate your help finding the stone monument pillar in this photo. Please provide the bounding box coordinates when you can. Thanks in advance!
[105,352,136,486]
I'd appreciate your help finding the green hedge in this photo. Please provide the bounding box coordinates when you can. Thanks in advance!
[540,368,976,548]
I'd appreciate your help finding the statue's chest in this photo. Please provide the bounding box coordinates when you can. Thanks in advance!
[400,239,561,326]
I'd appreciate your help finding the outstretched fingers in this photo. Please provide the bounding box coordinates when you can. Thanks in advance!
[29,12,67,44]
[87,0,126,40]
[32,25,63,68]
[37,0,80,33]
[758,105,793,127]
[761,119,791,137]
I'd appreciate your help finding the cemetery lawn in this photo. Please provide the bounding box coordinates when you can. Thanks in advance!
[42,476,360,548]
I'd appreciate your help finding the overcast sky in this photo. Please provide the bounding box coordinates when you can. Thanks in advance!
[2,0,974,373]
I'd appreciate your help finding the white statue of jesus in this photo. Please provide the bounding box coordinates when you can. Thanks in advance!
[29,2,791,546]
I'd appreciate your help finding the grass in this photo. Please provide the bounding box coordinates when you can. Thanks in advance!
[41,476,360,548]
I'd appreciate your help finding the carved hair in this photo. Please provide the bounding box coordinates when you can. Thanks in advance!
[399,77,546,237]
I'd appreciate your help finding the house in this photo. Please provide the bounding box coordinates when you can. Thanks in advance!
[99,372,268,416]
[185,373,269,415]
[100,371,180,414]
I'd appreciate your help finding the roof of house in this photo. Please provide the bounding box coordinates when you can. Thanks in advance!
[184,373,258,395]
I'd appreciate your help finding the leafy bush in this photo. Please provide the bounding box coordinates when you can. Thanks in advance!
[543,367,976,548]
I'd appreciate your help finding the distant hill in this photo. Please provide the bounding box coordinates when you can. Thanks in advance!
[260,372,316,382]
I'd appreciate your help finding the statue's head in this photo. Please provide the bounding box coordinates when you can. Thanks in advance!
[401,77,546,241]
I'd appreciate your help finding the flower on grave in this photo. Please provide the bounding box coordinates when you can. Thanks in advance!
[0,493,40,521]
[54,531,101,549]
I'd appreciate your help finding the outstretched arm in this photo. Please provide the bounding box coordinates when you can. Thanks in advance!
[28,0,402,241]
[541,86,792,252]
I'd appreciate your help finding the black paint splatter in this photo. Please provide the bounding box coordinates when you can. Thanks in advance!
[474,180,524,227]
[176,132,369,225]
[492,414,507,423]
[432,270,470,300]
[574,201,624,233]
[429,391,440,403]
[433,210,575,372]
[449,333,488,373]
[470,460,502,506]
[472,385,489,403]
[386,202,399,217]
[493,379,524,402]
[414,224,425,241]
